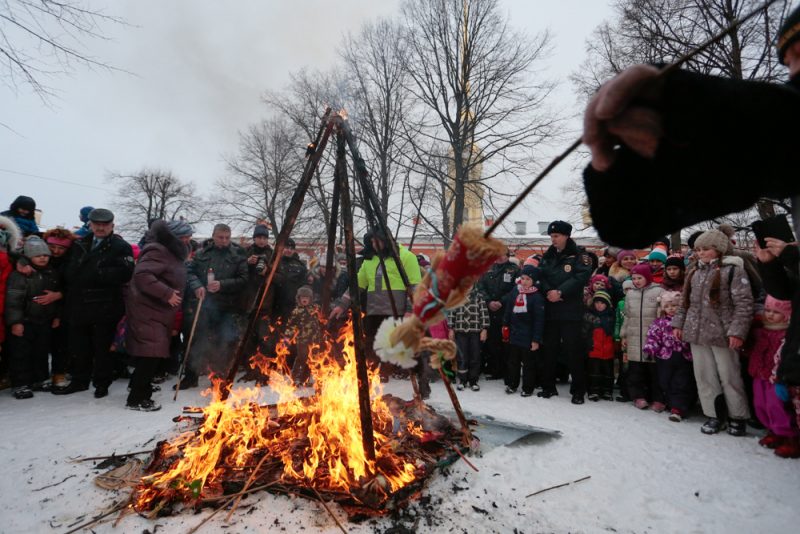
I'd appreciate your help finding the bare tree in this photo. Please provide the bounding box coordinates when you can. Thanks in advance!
[108,169,205,236]
[572,0,791,98]
[211,117,315,238]
[400,0,559,239]
[262,68,354,232]
[0,0,123,101]
[341,17,412,221]
[572,0,791,225]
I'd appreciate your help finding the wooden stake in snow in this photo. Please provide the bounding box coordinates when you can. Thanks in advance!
[525,475,591,498]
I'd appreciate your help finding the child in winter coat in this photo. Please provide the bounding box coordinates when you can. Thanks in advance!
[4,237,61,398]
[646,246,668,285]
[673,229,754,436]
[447,285,489,391]
[643,291,695,421]
[584,273,611,307]
[745,296,798,456]
[584,290,615,401]
[621,263,665,411]
[661,255,686,291]
[283,286,322,386]
[503,265,545,396]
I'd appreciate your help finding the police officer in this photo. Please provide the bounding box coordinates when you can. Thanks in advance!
[477,247,519,381]
[53,208,134,398]
[538,220,592,404]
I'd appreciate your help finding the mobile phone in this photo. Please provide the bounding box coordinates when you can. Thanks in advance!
[751,214,795,249]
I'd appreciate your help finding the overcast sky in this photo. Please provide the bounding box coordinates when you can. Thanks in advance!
[0,0,614,236]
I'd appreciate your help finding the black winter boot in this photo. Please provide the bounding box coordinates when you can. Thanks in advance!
[727,418,747,437]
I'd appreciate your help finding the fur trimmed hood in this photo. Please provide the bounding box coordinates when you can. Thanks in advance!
[143,220,189,261]
[697,255,744,270]
[0,215,22,252]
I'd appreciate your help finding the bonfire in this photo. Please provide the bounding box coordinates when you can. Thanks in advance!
[127,321,468,522]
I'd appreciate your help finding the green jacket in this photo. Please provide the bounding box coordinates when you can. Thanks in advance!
[356,245,421,316]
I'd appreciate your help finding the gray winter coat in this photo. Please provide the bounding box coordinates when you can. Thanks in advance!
[621,284,663,362]
[672,256,753,347]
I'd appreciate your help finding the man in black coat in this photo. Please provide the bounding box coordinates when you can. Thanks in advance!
[538,220,592,404]
[53,208,134,397]
[477,247,519,380]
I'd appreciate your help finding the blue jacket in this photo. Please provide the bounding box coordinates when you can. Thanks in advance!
[503,288,545,348]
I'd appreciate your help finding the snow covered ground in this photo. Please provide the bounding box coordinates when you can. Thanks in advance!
[1,375,798,534]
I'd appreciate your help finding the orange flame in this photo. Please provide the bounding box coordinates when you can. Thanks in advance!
[135,321,418,510]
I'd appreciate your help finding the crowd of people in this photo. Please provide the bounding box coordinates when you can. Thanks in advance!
[0,197,349,412]
[0,192,798,459]
[452,221,800,459]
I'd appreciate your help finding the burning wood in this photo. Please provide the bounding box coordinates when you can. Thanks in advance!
[125,321,469,521]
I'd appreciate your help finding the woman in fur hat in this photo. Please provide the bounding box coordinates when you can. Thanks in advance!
[672,229,754,436]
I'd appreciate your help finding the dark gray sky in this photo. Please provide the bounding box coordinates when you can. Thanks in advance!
[1,0,613,235]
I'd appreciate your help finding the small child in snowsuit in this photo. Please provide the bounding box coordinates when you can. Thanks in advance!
[621,263,665,411]
[745,295,798,457]
[503,265,545,396]
[447,285,489,391]
[283,286,322,385]
[643,291,695,421]
[4,237,61,398]
[583,290,615,401]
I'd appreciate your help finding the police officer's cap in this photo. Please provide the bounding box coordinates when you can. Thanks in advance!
[89,208,114,223]
[547,220,572,236]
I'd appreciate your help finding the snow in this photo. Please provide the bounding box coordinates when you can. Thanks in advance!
[1,376,798,534]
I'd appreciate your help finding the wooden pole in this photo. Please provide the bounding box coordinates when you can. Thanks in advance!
[174,295,204,401]
[321,174,341,317]
[336,130,377,464]
[220,108,334,401]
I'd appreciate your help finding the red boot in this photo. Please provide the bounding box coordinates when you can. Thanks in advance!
[774,437,800,459]
[758,432,785,449]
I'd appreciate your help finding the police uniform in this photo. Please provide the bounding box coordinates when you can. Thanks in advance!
[477,258,520,379]
[538,222,592,401]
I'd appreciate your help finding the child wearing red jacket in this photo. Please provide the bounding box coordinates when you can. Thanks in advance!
[583,290,615,401]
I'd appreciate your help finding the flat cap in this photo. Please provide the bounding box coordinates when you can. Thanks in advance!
[88,208,114,223]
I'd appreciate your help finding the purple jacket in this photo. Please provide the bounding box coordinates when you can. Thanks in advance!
[643,316,692,361]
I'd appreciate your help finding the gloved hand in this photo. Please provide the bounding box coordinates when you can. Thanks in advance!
[501,326,510,343]
[775,383,790,403]
[583,64,664,172]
